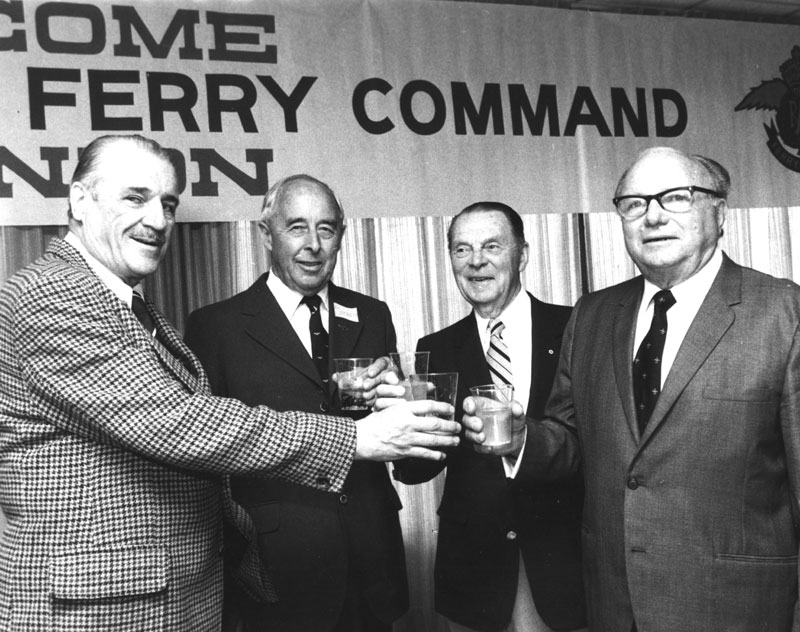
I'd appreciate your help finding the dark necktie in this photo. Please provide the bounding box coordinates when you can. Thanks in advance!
[633,289,675,432]
[487,320,513,387]
[131,290,156,335]
[301,294,329,385]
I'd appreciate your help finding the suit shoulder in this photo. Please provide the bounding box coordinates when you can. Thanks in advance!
[187,282,261,323]
[331,286,392,317]
[417,313,473,349]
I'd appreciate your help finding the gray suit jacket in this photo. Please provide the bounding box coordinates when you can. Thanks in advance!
[520,254,800,632]
[0,239,354,631]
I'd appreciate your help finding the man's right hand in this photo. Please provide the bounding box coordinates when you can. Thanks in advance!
[354,401,459,461]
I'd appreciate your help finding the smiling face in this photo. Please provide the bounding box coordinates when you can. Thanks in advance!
[261,178,344,296]
[618,148,726,289]
[449,209,529,319]
[69,139,179,287]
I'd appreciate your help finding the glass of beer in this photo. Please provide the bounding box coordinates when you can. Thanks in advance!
[469,384,514,449]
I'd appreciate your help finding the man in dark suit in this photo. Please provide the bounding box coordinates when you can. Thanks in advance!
[464,148,800,631]
[394,202,586,632]
[185,174,408,631]
[0,136,459,632]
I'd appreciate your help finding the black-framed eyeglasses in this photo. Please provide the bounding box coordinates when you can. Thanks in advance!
[612,186,721,220]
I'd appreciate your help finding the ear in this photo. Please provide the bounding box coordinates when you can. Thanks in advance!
[518,241,530,273]
[257,219,272,251]
[69,182,90,222]
[715,199,727,237]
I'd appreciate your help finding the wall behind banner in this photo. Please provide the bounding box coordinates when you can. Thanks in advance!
[0,0,798,225]
[2,204,800,631]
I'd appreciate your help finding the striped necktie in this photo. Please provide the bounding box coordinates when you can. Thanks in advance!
[301,294,329,385]
[487,319,512,387]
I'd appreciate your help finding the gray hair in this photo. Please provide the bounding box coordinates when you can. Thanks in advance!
[260,174,345,227]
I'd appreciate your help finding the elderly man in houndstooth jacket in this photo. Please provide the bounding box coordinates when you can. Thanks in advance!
[0,134,458,631]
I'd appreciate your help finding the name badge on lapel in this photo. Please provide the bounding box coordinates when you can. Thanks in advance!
[334,303,359,322]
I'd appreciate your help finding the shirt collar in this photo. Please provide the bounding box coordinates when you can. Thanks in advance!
[266,270,330,320]
[64,231,135,307]
[641,247,723,308]
[474,288,528,333]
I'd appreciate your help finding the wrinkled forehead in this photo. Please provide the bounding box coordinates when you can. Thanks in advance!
[618,149,710,196]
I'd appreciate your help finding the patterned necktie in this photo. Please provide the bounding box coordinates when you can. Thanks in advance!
[301,294,329,385]
[486,320,513,387]
[131,290,156,335]
[633,289,676,432]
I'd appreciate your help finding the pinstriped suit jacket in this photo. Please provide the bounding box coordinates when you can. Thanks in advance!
[0,239,354,631]
[520,254,800,632]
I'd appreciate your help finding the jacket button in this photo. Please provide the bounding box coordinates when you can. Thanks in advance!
[506,530,517,540]
[339,494,349,505]
[316,476,330,487]
[319,402,329,413]
[627,477,639,490]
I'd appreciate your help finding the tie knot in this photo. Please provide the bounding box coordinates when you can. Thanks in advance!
[653,289,676,313]
[489,319,505,337]
[301,294,322,313]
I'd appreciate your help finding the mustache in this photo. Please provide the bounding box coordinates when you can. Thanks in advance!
[129,229,167,247]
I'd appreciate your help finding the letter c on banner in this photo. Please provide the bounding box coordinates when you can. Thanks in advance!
[352,77,394,135]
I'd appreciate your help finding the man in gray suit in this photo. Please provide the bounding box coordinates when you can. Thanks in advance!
[463,147,800,631]
[0,134,457,631]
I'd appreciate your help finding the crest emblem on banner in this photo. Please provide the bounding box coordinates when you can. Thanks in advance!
[736,45,800,174]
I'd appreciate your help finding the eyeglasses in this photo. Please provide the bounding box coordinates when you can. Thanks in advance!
[612,186,721,220]
[450,242,515,259]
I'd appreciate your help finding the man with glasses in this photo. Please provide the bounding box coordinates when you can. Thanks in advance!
[395,202,586,632]
[462,147,800,631]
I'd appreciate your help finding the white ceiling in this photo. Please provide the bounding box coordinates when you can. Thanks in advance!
[452,0,800,24]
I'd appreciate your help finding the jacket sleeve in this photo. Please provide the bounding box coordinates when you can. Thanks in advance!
[13,272,355,493]
[516,298,583,486]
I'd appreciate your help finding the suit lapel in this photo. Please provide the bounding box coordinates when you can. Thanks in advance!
[612,279,645,441]
[52,239,206,392]
[150,307,206,391]
[240,276,323,388]
[642,257,740,441]
[528,293,561,415]
[454,314,492,393]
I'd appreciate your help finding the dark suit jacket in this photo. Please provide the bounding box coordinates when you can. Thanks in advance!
[185,275,407,631]
[395,292,586,632]
[521,255,800,632]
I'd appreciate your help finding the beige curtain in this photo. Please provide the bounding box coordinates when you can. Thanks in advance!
[1,206,798,631]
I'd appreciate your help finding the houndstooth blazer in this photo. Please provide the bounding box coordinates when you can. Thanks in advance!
[0,238,355,631]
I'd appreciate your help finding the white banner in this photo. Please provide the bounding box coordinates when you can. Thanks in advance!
[0,0,798,224]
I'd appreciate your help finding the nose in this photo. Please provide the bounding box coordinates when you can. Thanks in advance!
[142,199,169,231]
[468,247,487,267]
[643,197,668,225]
[304,230,321,253]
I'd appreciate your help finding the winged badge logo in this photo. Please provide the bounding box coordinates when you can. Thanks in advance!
[736,45,800,173]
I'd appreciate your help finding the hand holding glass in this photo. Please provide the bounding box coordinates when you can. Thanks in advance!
[469,384,514,449]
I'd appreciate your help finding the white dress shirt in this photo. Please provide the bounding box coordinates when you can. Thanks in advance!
[474,289,532,477]
[633,248,723,387]
[266,271,329,357]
